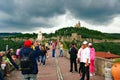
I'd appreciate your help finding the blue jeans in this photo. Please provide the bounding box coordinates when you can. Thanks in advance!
[0,69,5,80]
[52,49,55,57]
[36,56,42,63]
[59,49,63,57]
[22,74,37,80]
[41,55,46,65]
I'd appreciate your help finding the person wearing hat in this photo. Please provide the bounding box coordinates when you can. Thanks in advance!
[88,43,95,76]
[19,40,43,80]
[78,41,90,80]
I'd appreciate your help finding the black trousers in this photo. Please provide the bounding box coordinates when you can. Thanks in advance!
[79,62,84,73]
[70,58,77,71]
[0,69,5,80]
[80,63,90,80]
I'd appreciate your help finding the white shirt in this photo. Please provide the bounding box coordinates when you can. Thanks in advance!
[77,47,90,63]
[60,44,63,50]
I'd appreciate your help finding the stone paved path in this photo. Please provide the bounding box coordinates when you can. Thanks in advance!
[5,49,105,80]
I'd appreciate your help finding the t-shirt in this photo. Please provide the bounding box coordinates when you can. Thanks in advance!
[41,50,47,56]
[69,47,77,59]
[16,49,21,55]
[60,44,63,50]
[52,43,55,50]
[78,47,90,63]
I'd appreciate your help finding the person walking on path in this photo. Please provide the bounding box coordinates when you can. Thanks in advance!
[78,41,90,80]
[6,48,19,70]
[88,43,95,76]
[59,42,63,57]
[19,40,43,80]
[69,43,78,72]
[51,42,56,58]
[40,44,48,65]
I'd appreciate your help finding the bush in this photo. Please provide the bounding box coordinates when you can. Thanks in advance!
[0,40,23,54]
[94,42,120,55]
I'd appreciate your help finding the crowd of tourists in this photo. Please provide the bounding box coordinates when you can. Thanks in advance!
[0,39,61,80]
[0,39,95,80]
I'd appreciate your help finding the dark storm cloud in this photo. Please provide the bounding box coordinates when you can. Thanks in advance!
[0,0,65,31]
[64,0,120,24]
[0,0,120,32]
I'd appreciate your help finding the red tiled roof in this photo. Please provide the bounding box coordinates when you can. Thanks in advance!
[95,52,120,59]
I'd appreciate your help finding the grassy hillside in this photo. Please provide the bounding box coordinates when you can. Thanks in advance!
[53,27,120,39]
[94,42,120,55]
[0,40,23,53]
[0,26,120,39]
[63,41,120,55]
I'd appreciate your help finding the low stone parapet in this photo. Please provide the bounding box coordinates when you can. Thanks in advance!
[95,57,113,76]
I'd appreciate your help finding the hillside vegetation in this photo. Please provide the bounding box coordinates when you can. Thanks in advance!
[0,26,120,39]
[0,26,120,55]
[0,40,23,53]
[94,42,120,55]
[45,27,120,39]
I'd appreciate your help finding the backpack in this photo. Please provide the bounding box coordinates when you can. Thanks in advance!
[20,52,33,71]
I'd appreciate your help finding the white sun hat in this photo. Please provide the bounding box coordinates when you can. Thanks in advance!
[82,41,88,44]
[88,43,92,46]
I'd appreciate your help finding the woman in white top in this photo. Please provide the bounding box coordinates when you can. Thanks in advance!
[59,42,63,57]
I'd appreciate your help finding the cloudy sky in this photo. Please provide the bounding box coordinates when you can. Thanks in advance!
[0,0,120,33]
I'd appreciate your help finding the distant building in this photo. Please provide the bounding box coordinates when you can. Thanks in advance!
[71,33,78,40]
[71,33,82,41]
[75,21,81,28]
[37,31,42,43]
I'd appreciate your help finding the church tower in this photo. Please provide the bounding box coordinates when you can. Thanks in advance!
[75,21,81,28]
[37,31,42,44]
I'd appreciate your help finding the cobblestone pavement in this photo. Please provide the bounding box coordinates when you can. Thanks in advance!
[5,49,105,80]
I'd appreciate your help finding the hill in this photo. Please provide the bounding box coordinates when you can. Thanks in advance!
[49,26,120,39]
[0,33,21,38]
[0,26,120,39]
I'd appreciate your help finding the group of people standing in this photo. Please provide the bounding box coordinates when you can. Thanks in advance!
[69,41,95,80]
[1,39,95,80]
[0,39,63,80]
[51,41,63,58]
[0,39,50,80]
[0,48,20,80]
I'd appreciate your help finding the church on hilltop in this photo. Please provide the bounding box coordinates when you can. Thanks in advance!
[75,21,81,28]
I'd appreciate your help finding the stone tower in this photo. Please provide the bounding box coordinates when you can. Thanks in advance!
[75,21,81,28]
[37,31,42,44]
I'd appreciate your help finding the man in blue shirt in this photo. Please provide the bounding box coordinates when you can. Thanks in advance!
[19,40,43,80]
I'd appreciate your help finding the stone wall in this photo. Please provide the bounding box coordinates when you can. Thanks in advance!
[95,57,113,76]
[63,49,70,59]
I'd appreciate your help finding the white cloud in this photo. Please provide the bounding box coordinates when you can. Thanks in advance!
[33,11,78,33]
[0,0,120,33]
[34,14,120,34]
[80,15,120,33]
